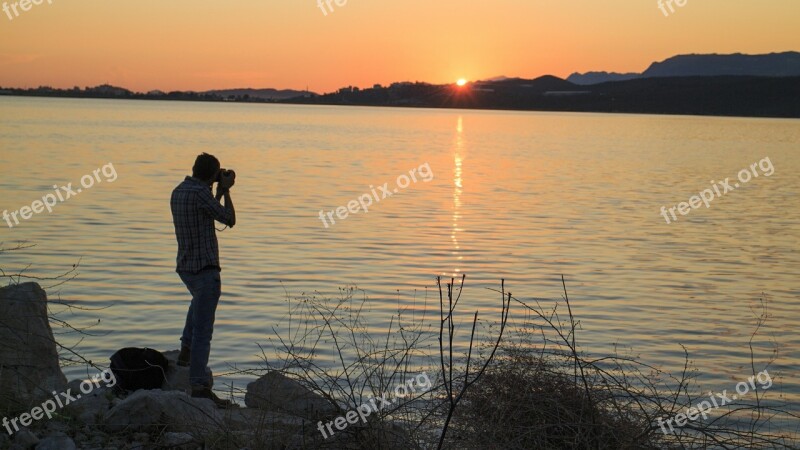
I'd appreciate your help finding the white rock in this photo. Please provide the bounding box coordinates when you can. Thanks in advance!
[103,389,222,433]
[63,383,113,425]
[161,349,214,392]
[0,283,68,411]
[245,371,337,417]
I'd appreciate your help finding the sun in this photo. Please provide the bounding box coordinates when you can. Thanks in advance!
[456,78,468,86]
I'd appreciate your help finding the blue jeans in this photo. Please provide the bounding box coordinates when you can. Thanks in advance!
[178,268,221,388]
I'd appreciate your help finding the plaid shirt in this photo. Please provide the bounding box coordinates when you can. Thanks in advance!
[170,176,234,273]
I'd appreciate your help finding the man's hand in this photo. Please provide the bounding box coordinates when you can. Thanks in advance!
[213,169,236,227]
[219,170,236,190]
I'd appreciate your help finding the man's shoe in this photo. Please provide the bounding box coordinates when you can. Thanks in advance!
[177,346,190,367]
[191,386,238,409]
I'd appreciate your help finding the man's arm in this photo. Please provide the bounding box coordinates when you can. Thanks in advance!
[215,187,236,228]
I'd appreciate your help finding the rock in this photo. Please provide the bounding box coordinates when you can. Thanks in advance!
[0,283,68,414]
[13,428,39,448]
[132,432,149,442]
[161,350,213,392]
[103,389,222,434]
[245,371,337,418]
[35,433,76,450]
[63,382,113,425]
[42,419,69,435]
[161,432,195,447]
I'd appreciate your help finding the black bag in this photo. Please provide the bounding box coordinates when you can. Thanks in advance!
[109,347,169,391]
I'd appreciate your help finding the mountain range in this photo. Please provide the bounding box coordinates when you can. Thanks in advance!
[287,71,800,118]
[567,51,800,85]
[3,51,800,118]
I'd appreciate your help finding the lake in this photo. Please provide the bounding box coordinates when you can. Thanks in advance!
[1,96,798,422]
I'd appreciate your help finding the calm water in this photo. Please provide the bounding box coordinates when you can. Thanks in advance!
[1,97,798,417]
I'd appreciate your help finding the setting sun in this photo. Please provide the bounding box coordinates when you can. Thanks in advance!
[457,79,468,86]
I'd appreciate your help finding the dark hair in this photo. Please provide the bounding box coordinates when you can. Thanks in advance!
[192,153,220,181]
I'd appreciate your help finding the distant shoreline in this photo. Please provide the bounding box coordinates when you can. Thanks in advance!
[3,75,800,119]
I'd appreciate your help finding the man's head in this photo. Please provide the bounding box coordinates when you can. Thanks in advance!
[192,153,220,184]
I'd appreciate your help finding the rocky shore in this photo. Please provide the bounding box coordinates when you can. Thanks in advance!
[0,283,409,450]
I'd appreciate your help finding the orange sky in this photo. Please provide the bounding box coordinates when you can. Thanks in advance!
[0,0,798,93]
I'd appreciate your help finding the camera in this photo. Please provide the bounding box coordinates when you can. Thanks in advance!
[216,168,236,183]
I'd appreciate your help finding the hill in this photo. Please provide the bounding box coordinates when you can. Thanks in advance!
[568,51,800,85]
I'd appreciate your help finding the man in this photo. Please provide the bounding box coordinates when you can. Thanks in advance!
[170,153,236,408]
